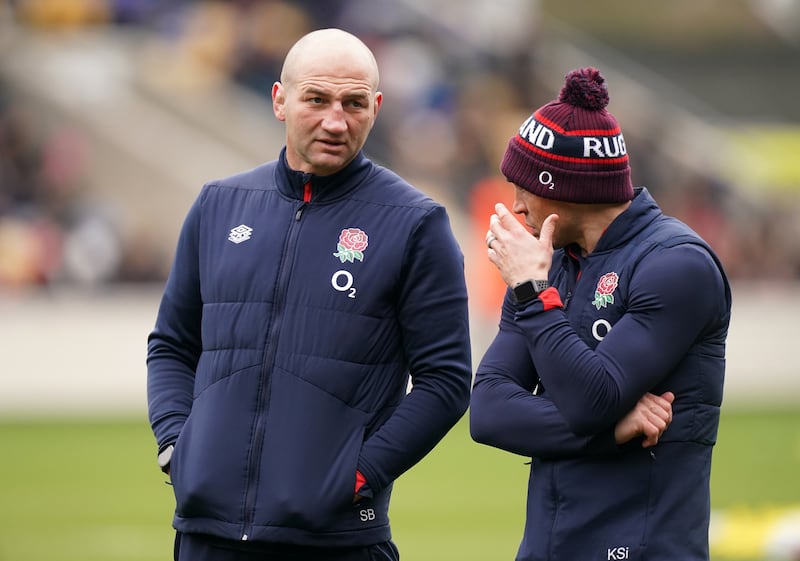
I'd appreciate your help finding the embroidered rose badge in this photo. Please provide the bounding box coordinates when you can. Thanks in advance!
[592,272,619,310]
[333,228,368,263]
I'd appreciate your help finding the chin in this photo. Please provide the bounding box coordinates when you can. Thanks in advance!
[318,153,351,169]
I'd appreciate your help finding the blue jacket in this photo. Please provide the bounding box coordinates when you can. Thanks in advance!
[147,150,471,546]
[470,188,731,561]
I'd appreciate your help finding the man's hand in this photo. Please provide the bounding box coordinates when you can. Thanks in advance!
[614,391,675,448]
[486,203,557,288]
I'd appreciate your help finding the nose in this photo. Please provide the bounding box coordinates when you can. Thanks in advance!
[322,102,347,134]
[512,190,527,214]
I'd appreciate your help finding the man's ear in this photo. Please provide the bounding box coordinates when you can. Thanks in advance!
[272,82,286,122]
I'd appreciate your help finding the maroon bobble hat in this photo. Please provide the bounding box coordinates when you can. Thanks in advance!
[500,67,633,204]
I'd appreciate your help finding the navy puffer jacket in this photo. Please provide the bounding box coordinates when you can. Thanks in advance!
[148,150,472,546]
[471,188,731,561]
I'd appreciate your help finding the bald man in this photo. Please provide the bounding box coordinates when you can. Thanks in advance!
[147,28,472,561]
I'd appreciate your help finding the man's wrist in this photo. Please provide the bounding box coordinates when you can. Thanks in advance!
[512,279,549,304]
[157,444,174,473]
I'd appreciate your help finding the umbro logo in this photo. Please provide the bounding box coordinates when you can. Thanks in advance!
[228,224,253,244]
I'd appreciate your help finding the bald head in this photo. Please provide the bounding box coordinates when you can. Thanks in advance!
[272,28,383,176]
[280,28,380,91]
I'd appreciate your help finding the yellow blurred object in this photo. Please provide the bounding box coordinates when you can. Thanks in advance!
[723,125,800,196]
[137,1,240,92]
[16,0,111,27]
[178,1,238,73]
[244,1,311,61]
[710,505,800,560]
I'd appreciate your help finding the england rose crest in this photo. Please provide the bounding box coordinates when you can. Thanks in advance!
[592,272,619,310]
[333,228,368,263]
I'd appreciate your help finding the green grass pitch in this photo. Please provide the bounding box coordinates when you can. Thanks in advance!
[0,409,798,561]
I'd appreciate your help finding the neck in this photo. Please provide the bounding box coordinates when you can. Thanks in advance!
[576,201,631,256]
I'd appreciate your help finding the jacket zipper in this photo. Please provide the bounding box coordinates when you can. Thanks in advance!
[562,256,581,311]
[240,195,309,540]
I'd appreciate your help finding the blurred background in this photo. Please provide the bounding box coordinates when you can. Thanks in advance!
[1,1,799,560]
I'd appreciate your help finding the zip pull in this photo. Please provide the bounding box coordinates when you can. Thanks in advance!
[295,180,312,221]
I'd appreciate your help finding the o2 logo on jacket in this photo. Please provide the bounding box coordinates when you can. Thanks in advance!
[331,270,356,298]
[331,227,368,299]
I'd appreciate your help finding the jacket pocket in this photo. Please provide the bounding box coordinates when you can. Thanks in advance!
[253,368,370,531]
[171,365,263,523]
[548,452,652,560]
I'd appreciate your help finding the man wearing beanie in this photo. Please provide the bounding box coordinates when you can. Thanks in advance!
[470,67,731,561]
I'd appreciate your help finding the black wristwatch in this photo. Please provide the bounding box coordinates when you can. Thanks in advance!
[513,279,549,305]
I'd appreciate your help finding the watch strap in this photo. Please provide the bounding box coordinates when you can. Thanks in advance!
[513,279,549,304]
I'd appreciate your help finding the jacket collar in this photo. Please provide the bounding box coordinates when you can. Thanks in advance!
[560,188,662,268]
[591,187,662,253]
[276,148,372,202]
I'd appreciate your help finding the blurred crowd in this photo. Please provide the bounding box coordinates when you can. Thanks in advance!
[0,77,168,288]
[2,0,799,296]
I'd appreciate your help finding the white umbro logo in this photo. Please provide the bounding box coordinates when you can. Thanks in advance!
[228,224,253,244]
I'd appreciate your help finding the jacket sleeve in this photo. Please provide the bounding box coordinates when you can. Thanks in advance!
[356,205,472,492]
[519,244,729,436]
[470,294,618,459]
[146,193,204,451]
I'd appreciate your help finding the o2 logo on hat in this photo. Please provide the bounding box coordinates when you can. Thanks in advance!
[538,171,555,190]
[331,227,369,299]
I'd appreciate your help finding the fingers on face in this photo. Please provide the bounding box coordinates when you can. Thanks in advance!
[494,204,520,230]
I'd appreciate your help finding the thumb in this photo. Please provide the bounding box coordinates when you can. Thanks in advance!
[539,214,559,245]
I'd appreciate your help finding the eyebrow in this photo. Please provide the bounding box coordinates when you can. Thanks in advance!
[302,86,371,100]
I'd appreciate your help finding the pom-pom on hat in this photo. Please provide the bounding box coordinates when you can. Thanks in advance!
[500,67,633,204]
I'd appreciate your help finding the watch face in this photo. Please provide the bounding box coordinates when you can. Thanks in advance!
[513,281,538,303]
[513,279,548,304]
